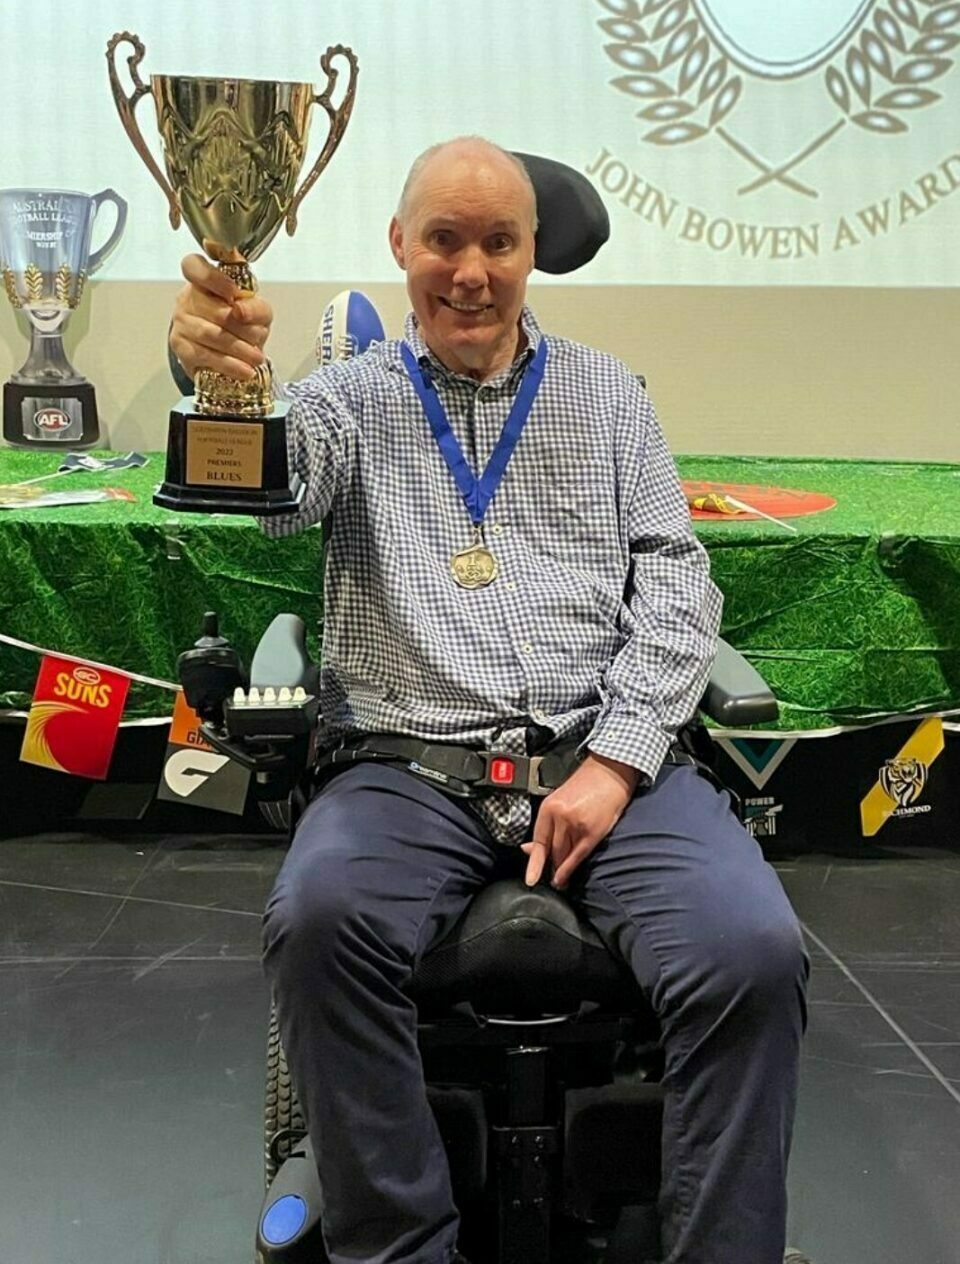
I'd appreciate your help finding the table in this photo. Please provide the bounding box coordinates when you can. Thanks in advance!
[1,449,957,731]
[0,450,324,721]
[689,455,960,730]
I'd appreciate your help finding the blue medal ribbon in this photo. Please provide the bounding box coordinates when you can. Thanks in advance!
[400,338,547,529]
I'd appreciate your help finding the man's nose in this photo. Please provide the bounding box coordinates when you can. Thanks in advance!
[451,246,488,288]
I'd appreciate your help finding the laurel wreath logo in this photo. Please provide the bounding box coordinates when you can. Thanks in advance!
[827,0,960,134]
[23,263,44,304]
[0,262,85,308]
[597,0,960,196]
[597,0,741,145]
[2,266,23,308]
[54,264,85,307]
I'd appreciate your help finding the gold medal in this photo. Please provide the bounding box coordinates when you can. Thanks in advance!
[451,528,498,589]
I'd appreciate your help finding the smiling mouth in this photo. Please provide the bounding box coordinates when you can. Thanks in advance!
[439,297,492,314]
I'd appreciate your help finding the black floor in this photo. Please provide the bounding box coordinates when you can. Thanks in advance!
[2,829,959,1264]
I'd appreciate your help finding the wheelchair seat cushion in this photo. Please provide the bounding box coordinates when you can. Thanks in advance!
[408,878,650,1019]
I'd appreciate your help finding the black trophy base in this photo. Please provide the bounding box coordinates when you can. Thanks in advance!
[154,397,303,516]
[3,380,101,450]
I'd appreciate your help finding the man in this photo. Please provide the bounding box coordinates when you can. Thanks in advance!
[170,137,808,1264]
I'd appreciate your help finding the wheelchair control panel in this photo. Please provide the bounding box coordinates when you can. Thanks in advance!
[224,685,319,740]
[177,611,319,799]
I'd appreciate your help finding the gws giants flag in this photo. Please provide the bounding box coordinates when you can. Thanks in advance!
[21,655,131,779]
[155,691,250,815]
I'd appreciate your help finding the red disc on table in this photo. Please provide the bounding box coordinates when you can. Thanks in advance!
[683,480,837,521]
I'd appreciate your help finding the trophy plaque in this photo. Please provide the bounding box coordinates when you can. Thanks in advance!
[0,188,127,449]
[106,31,358,515]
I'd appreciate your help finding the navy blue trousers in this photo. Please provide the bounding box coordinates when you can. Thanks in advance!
[262,761,808,1264]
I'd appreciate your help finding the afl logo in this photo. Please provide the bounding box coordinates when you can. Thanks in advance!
[35,406,71,432]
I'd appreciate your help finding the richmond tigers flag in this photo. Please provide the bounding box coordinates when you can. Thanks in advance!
[20,655,130,779]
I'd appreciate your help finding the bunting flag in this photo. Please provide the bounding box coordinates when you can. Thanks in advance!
[20,655,131,779]
[860,715,945,837]
[155,691,251,815]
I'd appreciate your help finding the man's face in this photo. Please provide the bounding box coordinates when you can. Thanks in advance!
[389,150,536,380]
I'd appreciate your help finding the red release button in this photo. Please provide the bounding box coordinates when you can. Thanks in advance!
[490,758,516,785]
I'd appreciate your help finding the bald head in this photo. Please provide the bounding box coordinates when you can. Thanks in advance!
[388,136,538,381]
[396,137,538,233]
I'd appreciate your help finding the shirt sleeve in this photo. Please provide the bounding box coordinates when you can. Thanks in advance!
[584,380,723,783]
[258,369,360,539]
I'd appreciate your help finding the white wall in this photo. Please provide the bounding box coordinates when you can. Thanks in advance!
[1,279,957,459]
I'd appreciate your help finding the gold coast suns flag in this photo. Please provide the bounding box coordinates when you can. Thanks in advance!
[21,655,131,779]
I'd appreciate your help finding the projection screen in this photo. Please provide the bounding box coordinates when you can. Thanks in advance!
[2,0,959,287]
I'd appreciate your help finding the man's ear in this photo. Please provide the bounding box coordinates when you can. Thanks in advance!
[388,216,406,269]
[525,232,536,277]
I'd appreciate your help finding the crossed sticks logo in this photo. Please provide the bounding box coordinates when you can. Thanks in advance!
[589,0,960,261]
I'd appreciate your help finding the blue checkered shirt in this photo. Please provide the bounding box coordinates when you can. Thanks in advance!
[263,307,722,845]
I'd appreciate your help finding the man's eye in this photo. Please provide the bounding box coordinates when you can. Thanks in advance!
[489,234,513,252]
[430,230,452,247]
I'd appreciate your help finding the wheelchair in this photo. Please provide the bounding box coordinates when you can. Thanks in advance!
[179,611,778,1264]
[172,155,797,1263]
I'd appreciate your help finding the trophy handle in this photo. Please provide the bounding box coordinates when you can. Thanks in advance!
[87,188,129,275]
[286,44,360,235]
[106,31,181,230]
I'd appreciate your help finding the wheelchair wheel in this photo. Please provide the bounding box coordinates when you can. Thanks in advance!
[264,1001,307,1189]
[258,800,291,833]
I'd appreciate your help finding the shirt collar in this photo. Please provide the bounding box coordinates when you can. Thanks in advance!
[399,306,543,390]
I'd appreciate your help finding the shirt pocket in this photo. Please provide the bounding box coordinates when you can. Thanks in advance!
[533,452,623,574]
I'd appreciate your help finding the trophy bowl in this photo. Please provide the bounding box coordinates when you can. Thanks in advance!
[0,187,127,448]
[106,31,358,513]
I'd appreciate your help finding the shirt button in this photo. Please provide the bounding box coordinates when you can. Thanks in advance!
[506,581,517,592]
[522,643,534,655]
[492,524,504,536]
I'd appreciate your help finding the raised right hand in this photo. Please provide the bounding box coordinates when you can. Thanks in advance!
[169,253,274,383]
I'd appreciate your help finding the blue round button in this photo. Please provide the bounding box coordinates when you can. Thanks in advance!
[261,1194,308,1245]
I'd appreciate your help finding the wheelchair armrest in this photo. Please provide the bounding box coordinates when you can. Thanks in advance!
[699,638,778,727]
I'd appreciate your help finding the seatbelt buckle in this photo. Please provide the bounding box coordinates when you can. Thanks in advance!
[478,752,549,795]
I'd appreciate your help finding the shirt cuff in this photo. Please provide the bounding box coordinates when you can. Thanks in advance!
[581,705,673,787]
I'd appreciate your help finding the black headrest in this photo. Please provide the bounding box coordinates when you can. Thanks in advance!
[513,152,610,275]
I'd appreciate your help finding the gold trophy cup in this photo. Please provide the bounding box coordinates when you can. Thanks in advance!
[106,31,358,514]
